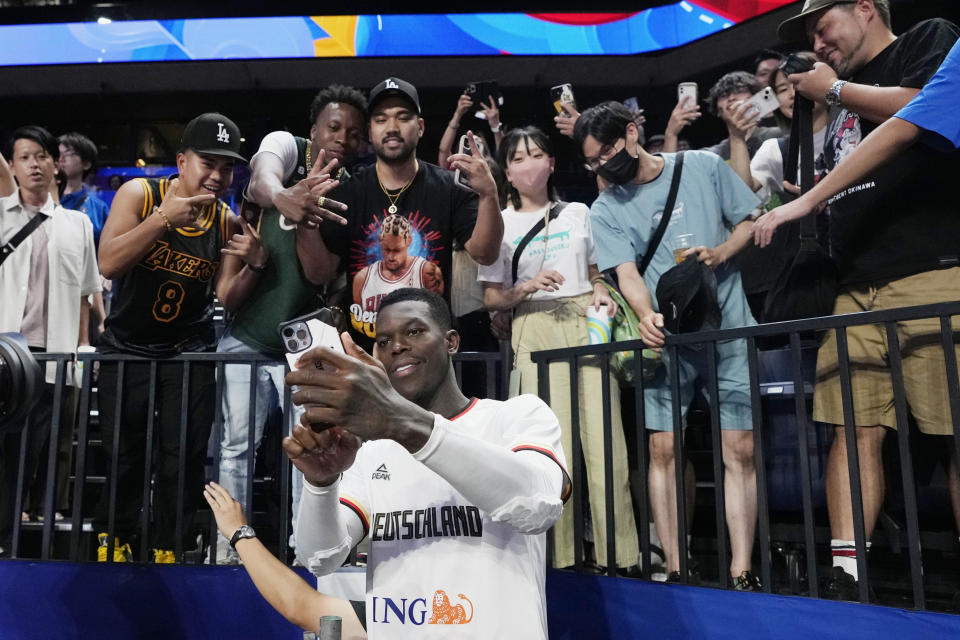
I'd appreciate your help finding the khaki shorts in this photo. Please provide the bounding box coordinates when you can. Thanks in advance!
[812,267,960,435]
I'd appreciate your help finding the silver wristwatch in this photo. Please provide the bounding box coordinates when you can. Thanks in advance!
[825,80,847,107]
[229,524,256,548]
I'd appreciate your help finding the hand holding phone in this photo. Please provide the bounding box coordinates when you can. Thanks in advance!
[551,83,577,116]
[743,86,781,121]
[453,133,486,191]
[280,309,345,372]
[677,82,698,106]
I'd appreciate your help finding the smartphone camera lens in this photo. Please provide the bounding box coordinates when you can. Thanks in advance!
[286,339,298,352]
[283,327,294,338]
[296,329,307,340]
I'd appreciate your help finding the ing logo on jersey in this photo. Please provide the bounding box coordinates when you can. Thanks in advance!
[370,589,474,626]
[428,590,474,624]
[142,240,218,282]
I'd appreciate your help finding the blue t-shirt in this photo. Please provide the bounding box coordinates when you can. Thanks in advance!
[590,150,760,328]
[895,38,960,151]
[61,187,110,246]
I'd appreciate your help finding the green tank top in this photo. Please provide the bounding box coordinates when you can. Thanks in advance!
[230,136,323,356]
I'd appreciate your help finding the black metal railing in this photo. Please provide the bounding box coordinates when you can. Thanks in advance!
[531,300,960,611]
[4,303,959,612]
[0,347,511,565]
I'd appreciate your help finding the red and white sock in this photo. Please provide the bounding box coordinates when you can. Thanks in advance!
[831,539,870,580]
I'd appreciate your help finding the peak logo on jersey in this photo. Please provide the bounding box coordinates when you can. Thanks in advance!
[370,589,474,627]
[371,505,482,541]
[143,241,218,282]
[372,463,391,480]
[428,590,474,624]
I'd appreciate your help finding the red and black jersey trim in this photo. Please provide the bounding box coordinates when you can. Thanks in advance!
[512,445,573,503]
[449,397,479,421]
[339,497,369,537]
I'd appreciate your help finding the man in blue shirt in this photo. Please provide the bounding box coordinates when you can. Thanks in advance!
[574,101,762,589]
[58,132,109,246]
[58,132,110,342]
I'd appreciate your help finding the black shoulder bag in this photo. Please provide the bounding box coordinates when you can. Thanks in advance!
[761,94,838,322]
[511,201,568,285]
[0,213,49,268]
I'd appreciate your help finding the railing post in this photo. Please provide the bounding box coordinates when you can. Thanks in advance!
[789,332,818,598]
[704,343,729,589]
[746,338,771,592]
[668,343,688,583]
[138,361,158,562]
[885,322,925,609]
[631,349,651,580]
[835,328,870,603]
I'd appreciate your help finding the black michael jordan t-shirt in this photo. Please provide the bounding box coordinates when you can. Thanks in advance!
[321,161,478,346]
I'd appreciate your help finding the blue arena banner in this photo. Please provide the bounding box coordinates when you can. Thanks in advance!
[0,2,794,66]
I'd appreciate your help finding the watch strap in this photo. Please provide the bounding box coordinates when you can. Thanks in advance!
[825,80,847,107]
[229,525,256,548]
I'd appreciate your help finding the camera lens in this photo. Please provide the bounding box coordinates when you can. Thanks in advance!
[282,327,294,338]
[287,339,299,352]
[296,329,308,341]
[0,333,43,434]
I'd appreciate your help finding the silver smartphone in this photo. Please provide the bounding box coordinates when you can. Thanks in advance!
[454,134,485,192]
[743,86,781,120]
[279,310,345,372]
[677,82,698,105]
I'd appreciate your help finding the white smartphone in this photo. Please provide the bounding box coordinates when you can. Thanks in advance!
[454,134,485,191]
[279,310,345,372]
[743,86,781,120]
[677,82,698,105]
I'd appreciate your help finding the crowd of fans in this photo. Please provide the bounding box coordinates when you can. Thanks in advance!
[1,0,959,621]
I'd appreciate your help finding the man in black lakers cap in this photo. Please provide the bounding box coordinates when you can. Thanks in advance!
[94,112,265,564]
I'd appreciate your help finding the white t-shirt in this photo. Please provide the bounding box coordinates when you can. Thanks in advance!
[750,126,827,205]
[250,130,301,182]
[339,395,565,639]
[478,202,596,300]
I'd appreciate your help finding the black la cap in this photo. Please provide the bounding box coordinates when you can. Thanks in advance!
[179,113,247,163]
[368,77,421,115]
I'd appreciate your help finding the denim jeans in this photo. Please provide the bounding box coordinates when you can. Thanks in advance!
[216,330,303,547]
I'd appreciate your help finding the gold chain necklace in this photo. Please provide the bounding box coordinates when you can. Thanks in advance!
[376,160,418,214]
[305,143,312,171]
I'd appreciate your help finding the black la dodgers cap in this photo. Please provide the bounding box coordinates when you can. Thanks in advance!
[368,77,422,115]
[179,112,247,163]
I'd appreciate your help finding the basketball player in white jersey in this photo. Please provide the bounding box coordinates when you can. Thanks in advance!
[284,287,569,639]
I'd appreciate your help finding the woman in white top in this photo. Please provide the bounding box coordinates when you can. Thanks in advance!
[479,126,638,572]
[729,52,829,206]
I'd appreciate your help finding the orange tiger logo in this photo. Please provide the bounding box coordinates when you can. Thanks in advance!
[427,589,474,624]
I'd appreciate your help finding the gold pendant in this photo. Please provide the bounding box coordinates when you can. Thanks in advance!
[388,204,397,214]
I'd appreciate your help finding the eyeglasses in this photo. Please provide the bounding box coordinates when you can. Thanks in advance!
[582,139,624,172]
[59,150,80,159]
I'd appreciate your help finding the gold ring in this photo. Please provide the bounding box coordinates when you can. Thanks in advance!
[317,195,326,208]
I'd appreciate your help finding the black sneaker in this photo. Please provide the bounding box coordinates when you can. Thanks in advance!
[733,570,762,592]
[822,567,860,601]
[666,565,701,585]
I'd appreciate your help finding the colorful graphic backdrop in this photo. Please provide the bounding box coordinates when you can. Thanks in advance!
[0,2,794,66]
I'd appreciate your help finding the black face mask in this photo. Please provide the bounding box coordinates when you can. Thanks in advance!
[595,145,639,185]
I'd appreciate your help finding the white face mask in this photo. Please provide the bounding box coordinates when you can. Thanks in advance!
[507,155,552,197]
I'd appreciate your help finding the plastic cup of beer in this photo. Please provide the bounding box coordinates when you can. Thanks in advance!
[586,304,612,344]
[674,233,695,264]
